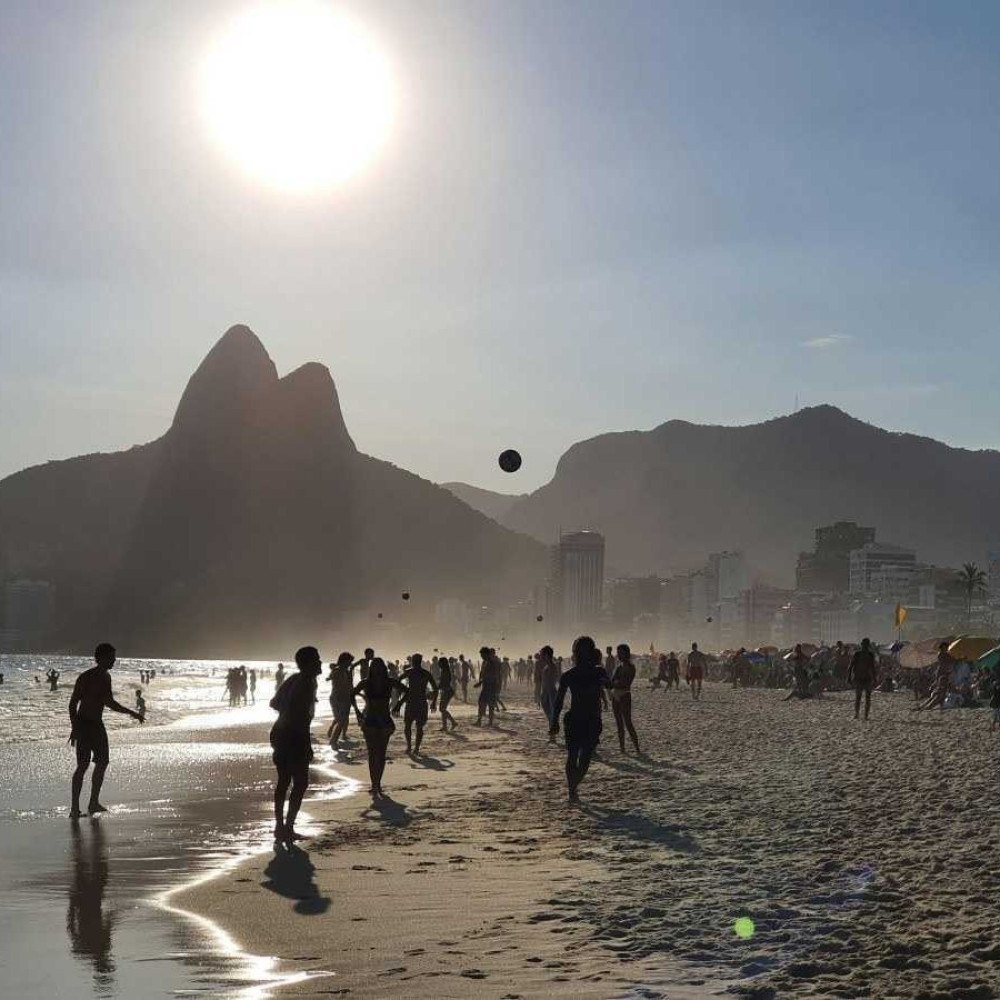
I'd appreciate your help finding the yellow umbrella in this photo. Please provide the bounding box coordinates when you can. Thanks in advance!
[948,636,999,661]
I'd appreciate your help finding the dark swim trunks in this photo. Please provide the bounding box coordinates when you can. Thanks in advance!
[330,697,351,725]
[564,712,602,752]
[74,720,109,767]
[269,725,313,771]
[404,698,429,725]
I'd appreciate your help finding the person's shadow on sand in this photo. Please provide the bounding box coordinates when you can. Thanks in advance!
[408,753,454,771]
[361,794,411,827]
[262,844,331,915]
[580,804,699,854]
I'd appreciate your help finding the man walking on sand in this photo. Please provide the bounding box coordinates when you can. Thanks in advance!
[69,643,145,818]
[686,643,707,700]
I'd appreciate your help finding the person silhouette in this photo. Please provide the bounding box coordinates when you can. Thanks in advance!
[269,647,322,844]
[609,643,640,753]
[326,652,355,748]
[67,820,115,988]
[352,658,407,798]
[549,636,610,802]
[399,654,439,755]
[69,643,144,818]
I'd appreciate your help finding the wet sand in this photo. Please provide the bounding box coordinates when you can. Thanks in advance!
[180,683,1000,999]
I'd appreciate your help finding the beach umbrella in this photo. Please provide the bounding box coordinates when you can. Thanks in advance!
[947,636,998,662]
[976,645,1000,673]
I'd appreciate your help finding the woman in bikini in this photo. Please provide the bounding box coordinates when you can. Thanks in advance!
[352,658,407,798]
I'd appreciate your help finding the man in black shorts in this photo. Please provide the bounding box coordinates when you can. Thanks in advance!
[399,653,439,755]
[269,646,322,843]
[848,637,878,720]
[550,636,610,802]
[68,643,144,818]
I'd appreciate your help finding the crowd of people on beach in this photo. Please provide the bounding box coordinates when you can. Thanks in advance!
[60,631,1000,841]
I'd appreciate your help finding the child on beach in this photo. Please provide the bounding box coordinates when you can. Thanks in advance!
[134,689,146,720]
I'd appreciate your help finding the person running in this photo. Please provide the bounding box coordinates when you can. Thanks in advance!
[352,658,407,798]
[327,652,355,748]
[686,643,707,700]
[269,646,322,844]
[68,643,145,819]
[848,637,878,720]
[399,654,439,755]
[437,656,458,732]
[651,654,669,689]
[549,636,610,802]
[609,643,641,753]
[475,647,502,726]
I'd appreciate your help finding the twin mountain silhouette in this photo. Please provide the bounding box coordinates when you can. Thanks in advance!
[2,326,998,654]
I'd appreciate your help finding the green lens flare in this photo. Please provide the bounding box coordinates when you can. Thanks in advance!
[734,917,755,939]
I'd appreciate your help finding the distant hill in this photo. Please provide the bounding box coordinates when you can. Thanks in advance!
[0,327,546,656]
[499,405,1000,582]
[442,483,527,522]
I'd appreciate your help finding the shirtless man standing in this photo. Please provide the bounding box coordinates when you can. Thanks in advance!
[848,637,878,720]
[69,643,144,818]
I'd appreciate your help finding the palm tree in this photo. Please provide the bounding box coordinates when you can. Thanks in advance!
[957,562,988,626]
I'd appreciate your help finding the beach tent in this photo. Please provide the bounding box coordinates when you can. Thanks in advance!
[899,636,952,670]
[976,645,1000,673]
[948,636,998,662]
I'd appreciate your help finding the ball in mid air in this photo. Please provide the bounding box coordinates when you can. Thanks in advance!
[402,592,410,601]
[498,449,522,473]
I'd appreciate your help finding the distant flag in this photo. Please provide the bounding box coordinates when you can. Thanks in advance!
[894,604,908,630]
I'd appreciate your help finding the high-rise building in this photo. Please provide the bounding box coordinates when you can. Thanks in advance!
[609,575,664,628]
[796,522,876,593]
[849,542,917,597]
[551,530,605,628]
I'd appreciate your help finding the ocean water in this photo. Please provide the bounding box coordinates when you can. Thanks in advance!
[0,655,359,999]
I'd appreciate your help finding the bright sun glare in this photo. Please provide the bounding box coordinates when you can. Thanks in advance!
[200,1,394,192]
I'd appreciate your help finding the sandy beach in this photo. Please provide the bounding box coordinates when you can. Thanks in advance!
[176,681,1000,1000]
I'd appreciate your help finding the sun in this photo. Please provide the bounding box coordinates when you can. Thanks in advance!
[200,1,394,192]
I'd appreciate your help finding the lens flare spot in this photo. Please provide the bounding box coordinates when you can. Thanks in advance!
[734,916,755,939]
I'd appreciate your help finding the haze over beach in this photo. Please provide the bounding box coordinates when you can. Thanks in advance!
[3,2,1000,1000]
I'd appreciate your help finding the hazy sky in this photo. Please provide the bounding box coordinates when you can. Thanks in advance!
[2,1,998,492]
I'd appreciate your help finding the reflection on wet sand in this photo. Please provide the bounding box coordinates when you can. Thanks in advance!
[68,819,115,994]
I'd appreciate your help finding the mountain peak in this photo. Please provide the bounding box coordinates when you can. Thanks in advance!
[172,326,279,433]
